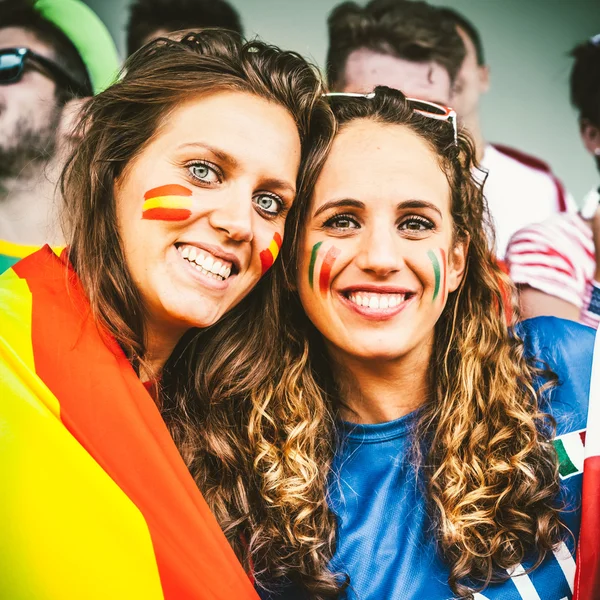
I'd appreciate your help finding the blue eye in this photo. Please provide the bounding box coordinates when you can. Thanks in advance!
[324,213,360,230]
[188,162,220,184]
[254,193,282,215]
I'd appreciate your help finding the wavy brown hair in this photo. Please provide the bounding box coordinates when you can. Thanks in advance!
[240,87,564,597]
[60,29,338,595]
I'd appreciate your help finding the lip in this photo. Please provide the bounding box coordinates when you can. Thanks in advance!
[336,285,416,321]
[177,240,242,273]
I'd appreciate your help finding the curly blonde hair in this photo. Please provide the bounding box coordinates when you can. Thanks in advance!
[207,87,562,597]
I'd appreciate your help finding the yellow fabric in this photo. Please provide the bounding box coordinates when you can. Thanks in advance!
[0,268,165,600]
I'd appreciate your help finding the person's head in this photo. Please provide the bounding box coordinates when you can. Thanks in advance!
[0,0,93,176]
[127,0,243,56]
[571,34,600,171]
[272,87,563,596]
[61,30,334,365]
[326,0,465,104]
[440,7,489,126]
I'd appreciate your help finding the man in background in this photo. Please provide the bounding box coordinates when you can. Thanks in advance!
[326,0,464,105]
[440,7,573,258]
[0,0,118,272]
[127,0,243,56]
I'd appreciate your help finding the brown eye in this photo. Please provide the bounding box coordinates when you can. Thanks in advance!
[324,213,360,230]
[399,216,433,232]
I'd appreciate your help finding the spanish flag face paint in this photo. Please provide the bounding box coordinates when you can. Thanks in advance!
[142,184,193,221]
[259,232,282,275]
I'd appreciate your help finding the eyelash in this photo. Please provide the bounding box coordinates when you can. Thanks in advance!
[254,192,286,218]
[322,212,360,230]
[399,215,435,231]
[186,160,222,184]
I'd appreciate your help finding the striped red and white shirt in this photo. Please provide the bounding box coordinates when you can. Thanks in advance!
[506,213,600,328]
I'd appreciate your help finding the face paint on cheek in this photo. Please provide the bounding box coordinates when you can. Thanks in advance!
[259,232,283,275]
[427,249,441,302]
[440,248,447,303]
[141,184,193,221]
[319,246,341,296]
[308,241,323,289]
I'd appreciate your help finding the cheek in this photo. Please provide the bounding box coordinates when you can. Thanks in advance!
[141,184,193,222]
[259,232,283,275]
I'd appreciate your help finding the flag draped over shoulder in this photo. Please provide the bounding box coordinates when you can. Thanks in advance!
[574,328,600,600]
[0,246,259,600]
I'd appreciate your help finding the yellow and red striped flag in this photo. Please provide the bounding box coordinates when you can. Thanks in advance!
[0,246,259,600]
[574,329,600,600]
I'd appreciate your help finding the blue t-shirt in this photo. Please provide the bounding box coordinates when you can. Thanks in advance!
[260,318,594,600]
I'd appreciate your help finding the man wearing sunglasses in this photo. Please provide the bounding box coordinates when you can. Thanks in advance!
[0,0,118,274]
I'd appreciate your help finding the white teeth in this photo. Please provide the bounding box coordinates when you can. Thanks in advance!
[348,292,406,310]
[178,245,234,280]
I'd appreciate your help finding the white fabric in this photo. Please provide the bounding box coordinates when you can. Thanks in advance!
[477,144,574,258]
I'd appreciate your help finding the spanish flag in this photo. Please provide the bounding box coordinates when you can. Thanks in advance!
[0,246,259,600]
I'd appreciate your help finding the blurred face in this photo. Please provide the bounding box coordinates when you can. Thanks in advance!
[340,48,452,104]
[450,27,489,122]
[0,27,62,176]
[297,119,467,365]
[116,90,300,342]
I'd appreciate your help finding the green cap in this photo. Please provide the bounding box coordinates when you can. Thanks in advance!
[34,0,120,94]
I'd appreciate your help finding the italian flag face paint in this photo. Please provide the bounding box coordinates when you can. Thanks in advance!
[308,242,340,296]
[427,249,447,303]
[259,232,282,275]
[142,184,193,221]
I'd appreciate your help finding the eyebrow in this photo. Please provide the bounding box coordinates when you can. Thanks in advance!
[313,198,443,218]
[177,142,296,197]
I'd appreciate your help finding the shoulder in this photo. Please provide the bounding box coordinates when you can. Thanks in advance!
[485,144,570,211]
[515,317,593,429]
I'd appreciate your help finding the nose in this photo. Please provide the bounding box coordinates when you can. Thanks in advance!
[207,185,254,243]
[355,224,403,277]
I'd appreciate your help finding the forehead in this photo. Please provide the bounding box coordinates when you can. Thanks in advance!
[341,48,452,105]
[140,90,301,178]
[0,27,55,61]
[314,119,450,208]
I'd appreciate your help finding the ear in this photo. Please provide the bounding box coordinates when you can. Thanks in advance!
[580,119,600,156]
[446,235,469,293]
[478,65,490,94]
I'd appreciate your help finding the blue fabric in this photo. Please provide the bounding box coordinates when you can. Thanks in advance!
[260,317,594,600]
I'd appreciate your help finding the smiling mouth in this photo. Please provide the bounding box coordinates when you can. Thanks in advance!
[176,244,236,281]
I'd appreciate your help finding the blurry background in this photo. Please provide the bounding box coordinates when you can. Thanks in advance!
[83,0,600,204]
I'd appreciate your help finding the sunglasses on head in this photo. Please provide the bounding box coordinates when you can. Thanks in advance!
[323,91,458,144]
[0,47,89,96]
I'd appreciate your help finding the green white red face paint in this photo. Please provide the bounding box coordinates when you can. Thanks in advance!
[427,248,447,302]
[259,232,283,275]
[309,241,340,296]
[142,184,193,221]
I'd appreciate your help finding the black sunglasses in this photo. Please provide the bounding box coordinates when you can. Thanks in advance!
[0,47,89,96]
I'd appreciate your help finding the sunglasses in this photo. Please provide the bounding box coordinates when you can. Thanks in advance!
[0,47,89,96]
[323,92,458,144]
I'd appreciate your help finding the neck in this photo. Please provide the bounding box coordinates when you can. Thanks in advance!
[329,342,432,424]
[462,111,486,163]
[0,157,64,246]
[141,322,188,382]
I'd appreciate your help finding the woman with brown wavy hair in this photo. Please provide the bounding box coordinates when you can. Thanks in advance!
[0,30,334,599]
[244,87,593,599]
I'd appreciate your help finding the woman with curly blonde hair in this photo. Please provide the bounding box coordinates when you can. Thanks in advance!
[233,87,594,599]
